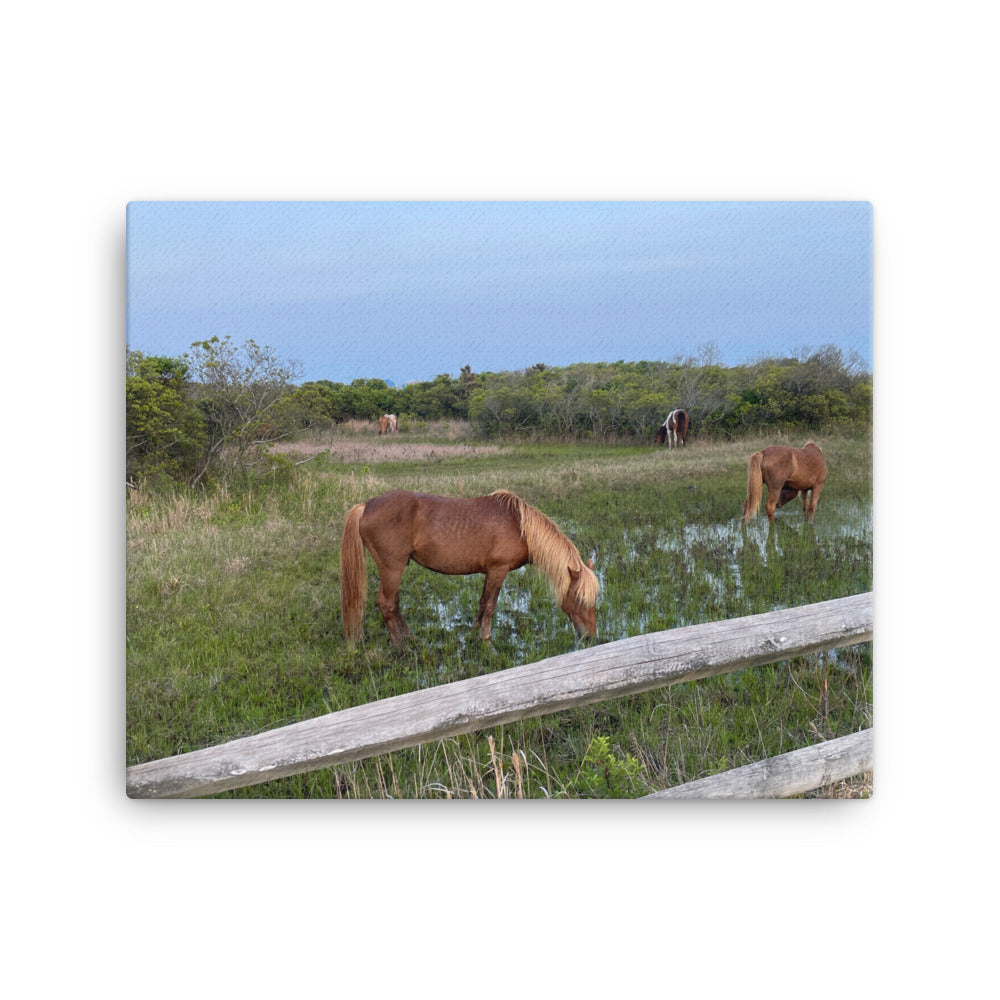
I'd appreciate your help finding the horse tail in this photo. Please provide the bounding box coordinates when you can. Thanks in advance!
[340,503,368,641]
[742,451,764,523]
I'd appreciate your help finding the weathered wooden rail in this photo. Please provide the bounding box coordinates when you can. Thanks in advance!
[126,592,873,799]
[644,729,873,798]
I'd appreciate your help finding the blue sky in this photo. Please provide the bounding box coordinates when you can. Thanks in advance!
[126,201,872,385]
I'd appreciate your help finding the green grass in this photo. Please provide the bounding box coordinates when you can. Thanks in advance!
[126,424,873,797]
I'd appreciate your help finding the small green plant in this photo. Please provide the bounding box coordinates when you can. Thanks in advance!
[567,735,645,798]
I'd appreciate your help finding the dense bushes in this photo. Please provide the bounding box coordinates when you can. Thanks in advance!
[126,340,872,485]
[127,337,300,486]
[291,365,478,425]
[125,352,206,484]
[465,347,871,439]
[283,347,871,441]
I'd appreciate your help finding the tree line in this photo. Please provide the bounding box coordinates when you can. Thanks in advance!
[127,338,872,486]
[466,347,871,439]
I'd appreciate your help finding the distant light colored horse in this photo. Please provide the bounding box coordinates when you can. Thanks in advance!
[742,441,828,523]
[655,409,690,448]
[378,413,398,435]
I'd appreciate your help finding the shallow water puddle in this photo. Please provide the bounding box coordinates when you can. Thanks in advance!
[395,499,872,666]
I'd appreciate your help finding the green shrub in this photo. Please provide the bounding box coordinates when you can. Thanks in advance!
[566,735,645,798]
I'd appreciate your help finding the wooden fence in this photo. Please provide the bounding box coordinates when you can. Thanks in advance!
[126,592,873,799]
[644,728,873,798]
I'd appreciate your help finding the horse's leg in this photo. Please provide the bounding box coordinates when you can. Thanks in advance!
[765,482,780,521]
[475,567,509,641]
[375,566,413,646]
[806,482,824,522]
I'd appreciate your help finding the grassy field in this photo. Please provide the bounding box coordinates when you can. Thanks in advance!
[125,421,873,798]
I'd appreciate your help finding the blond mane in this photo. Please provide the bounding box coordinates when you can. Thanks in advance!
[489,491,599,607]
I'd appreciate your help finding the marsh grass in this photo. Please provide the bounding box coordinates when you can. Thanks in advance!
[126,427,872,797]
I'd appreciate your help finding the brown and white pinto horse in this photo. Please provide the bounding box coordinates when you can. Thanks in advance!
[378,413,398,435]
[742,441,828,523]
[341,489,599,645]
[655,409,689,448]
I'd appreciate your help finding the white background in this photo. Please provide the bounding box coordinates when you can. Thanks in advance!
[5,2,995,995]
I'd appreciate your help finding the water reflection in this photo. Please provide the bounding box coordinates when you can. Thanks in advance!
[407,499,872,664]
[606,499,872,638]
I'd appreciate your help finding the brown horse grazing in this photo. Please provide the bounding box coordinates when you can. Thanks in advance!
[378,413,398,435]
[655,409,690,448]
[341,490,599,645]
[742,441,828,523]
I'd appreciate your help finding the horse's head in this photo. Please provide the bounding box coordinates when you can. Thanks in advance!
[654,426,666,445]
[561,558,598,640]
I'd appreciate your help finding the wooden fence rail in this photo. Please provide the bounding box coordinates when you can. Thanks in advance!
[644,729,873,799]
[126,592,873,799]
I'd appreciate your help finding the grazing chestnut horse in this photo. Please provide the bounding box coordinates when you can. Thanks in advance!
[378,413,398,435]
[655,409,689,448]
[341,490,599,645]
[742,441,828,523]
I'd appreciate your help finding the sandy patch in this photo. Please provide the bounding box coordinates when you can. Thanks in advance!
[270,439,507,464]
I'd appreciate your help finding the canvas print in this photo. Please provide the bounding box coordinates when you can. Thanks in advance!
[125,201,873,799]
